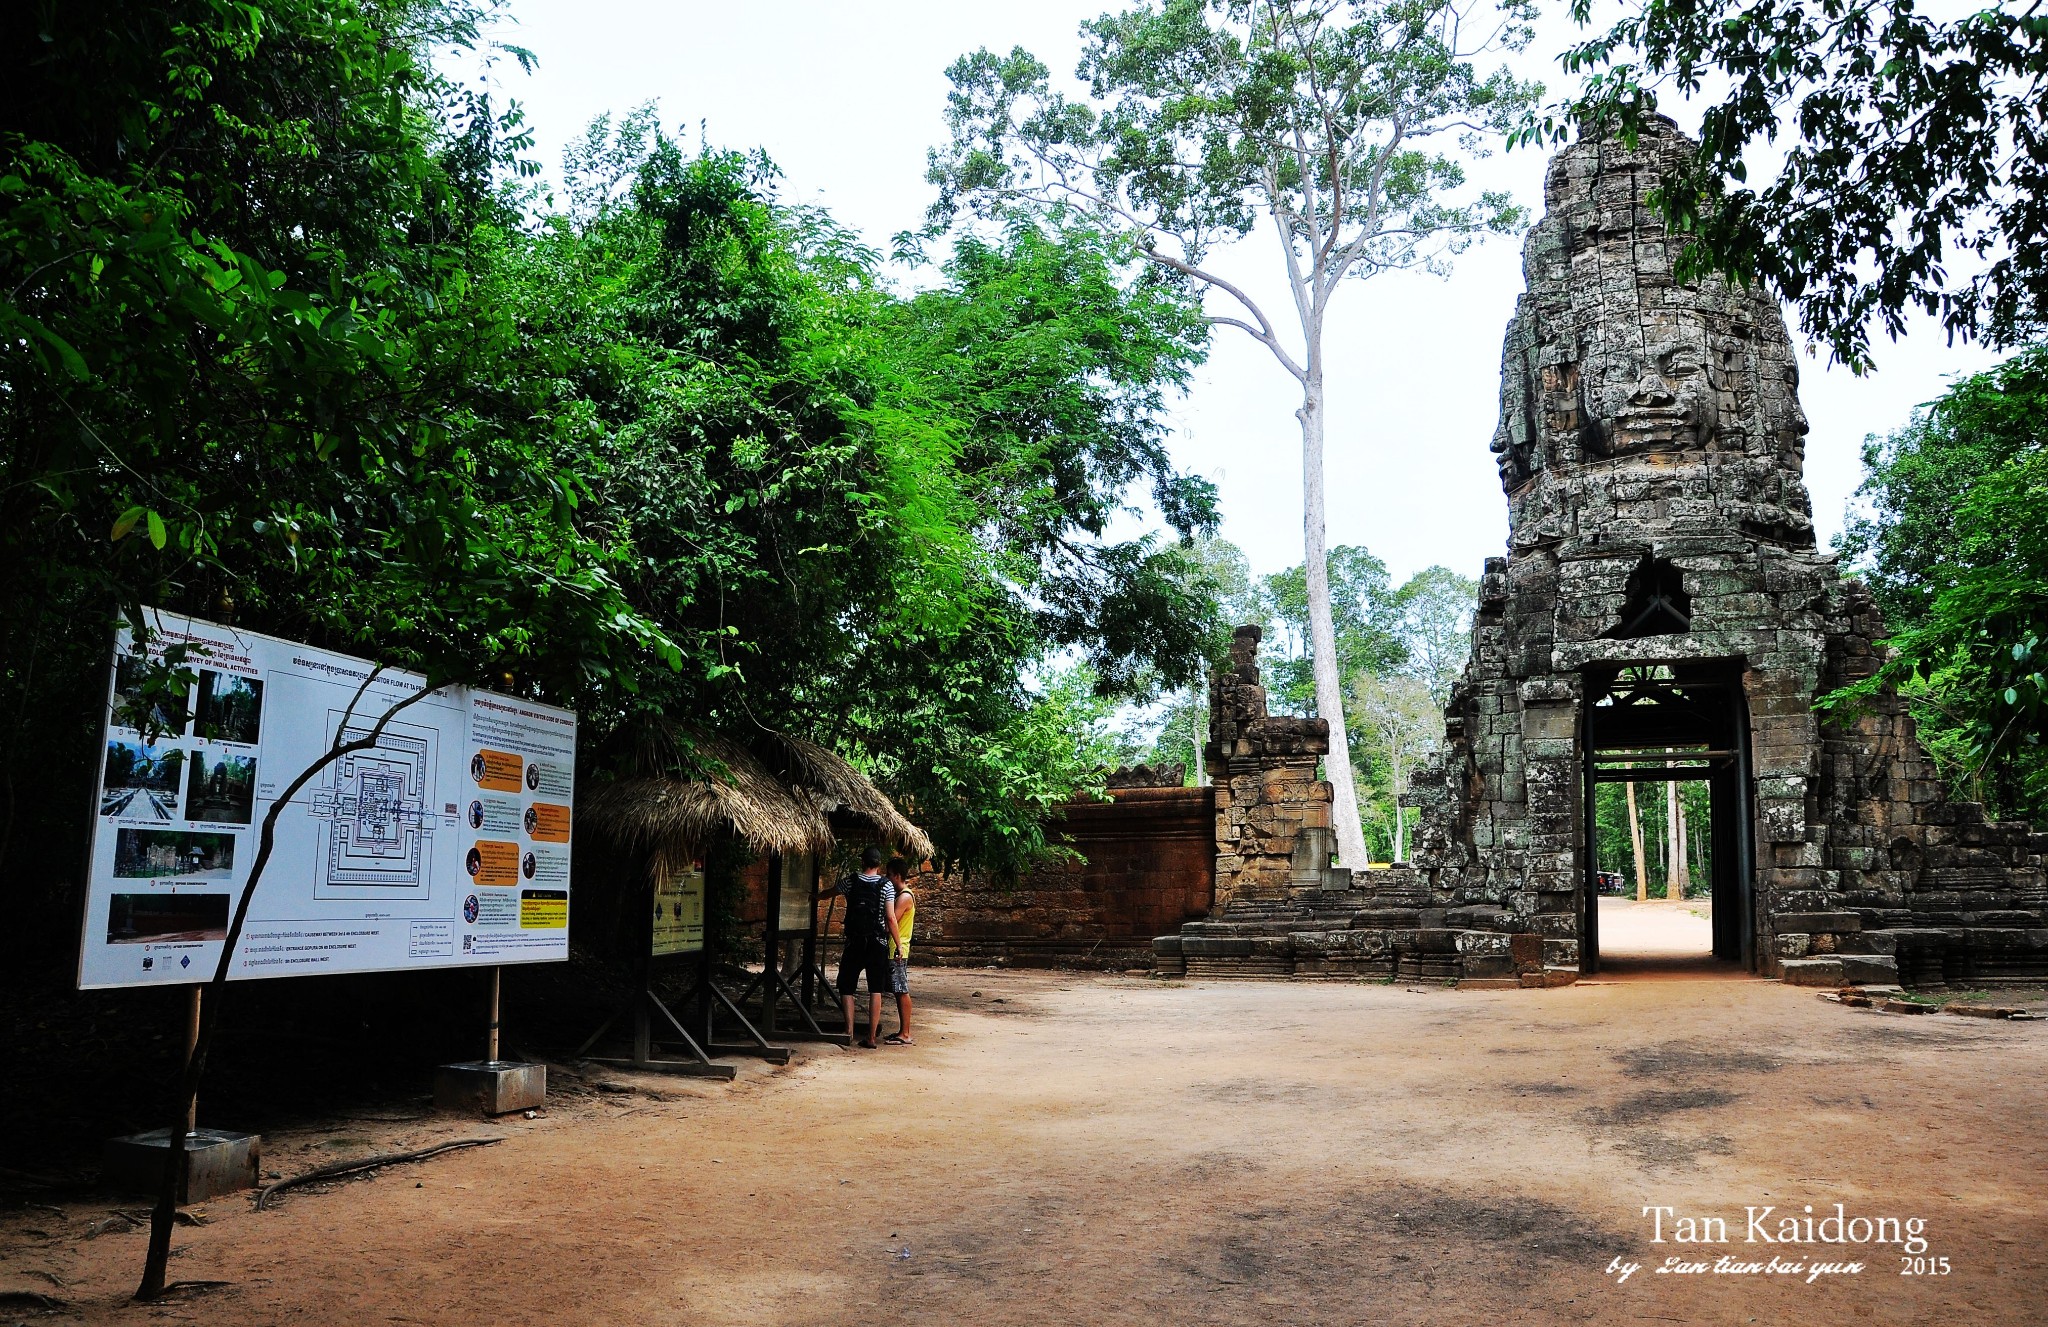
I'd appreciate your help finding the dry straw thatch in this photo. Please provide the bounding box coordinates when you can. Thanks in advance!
[577,725,932,870]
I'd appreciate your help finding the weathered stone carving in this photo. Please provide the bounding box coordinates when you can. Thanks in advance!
[1105,762,1187,790]
[1204,626,1341,907]
[1162,116,2048,988]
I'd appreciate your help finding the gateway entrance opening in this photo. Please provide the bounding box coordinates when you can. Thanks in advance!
[1581,663,1755,974]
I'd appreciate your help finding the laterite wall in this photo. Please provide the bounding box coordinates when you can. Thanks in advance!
[909,786,1216,969]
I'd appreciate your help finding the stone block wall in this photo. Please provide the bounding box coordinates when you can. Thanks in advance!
[909,785,1215,969]
[1207,625,1342,905]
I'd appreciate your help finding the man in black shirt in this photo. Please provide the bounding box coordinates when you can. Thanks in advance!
[822,846,897,1048]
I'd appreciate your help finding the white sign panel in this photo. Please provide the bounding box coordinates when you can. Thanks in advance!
[776,851,816,933]
[79,609,576,990]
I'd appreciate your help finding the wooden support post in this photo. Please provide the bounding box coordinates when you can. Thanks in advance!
[762,854,781,1035]
[183,986,202,1135]
[486,966,502,1063]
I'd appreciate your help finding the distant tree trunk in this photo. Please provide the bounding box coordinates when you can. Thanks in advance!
[1665,774,1681,900]
[1390,742,1406,864]
[1626,777,1648,903]
[1692,795,1707,882]
[1674,796,1691,899]
[1191,686,1208,787]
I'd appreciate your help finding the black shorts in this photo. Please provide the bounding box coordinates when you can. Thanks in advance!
[838,940,891,995]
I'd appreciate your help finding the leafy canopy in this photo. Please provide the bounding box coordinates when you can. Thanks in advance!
[926,0,1540,369]
[507,115,1225,873]
[1831,344,2048,819]
[1533,0,2048,369]
[1,1,1229,904]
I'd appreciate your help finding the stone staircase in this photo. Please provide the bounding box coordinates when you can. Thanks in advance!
[1151,868,1562,985]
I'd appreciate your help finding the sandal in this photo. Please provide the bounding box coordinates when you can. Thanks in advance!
[884,1034,914,1045]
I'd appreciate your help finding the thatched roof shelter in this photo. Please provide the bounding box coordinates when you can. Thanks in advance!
[577,725,932,872]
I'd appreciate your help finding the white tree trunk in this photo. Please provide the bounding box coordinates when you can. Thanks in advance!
[1665,773,1680,901]
[1297,371,1369,868]
[1626,776,1648,903]
[1391,744,1406,865]
[1675,794,1690,897]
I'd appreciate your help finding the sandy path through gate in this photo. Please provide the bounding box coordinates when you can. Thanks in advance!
[6,968,2044,1326]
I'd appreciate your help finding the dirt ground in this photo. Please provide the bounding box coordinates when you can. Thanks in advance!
[5,916,2046,1327]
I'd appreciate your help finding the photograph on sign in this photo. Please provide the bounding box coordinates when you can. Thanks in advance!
[193,669,264,745]
[106,892,230,944]
[113,652,190,735]
[185,751,257,824]
[77,609,578,990]
[112,829,237,880]
[100,739,184,821]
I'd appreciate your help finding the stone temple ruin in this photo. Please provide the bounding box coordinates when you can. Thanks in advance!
[1156,117,2048,989]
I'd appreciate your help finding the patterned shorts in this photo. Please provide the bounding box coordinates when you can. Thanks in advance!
[888,958,909,995]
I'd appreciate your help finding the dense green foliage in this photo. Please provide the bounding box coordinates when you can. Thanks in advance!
[926,0,1536,271]
[1535,0,2048,368]
[1258,551,1475,717]
[1833,345,2048,820]
[0,0,657,898]
[516,115,1221,872]
[0,0,1226,937]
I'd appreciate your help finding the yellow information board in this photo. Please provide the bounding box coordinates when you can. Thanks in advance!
[652,865,705,955]
[519,889,568,929]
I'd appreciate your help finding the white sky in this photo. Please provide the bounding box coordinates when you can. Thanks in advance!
[478,0,2000,587]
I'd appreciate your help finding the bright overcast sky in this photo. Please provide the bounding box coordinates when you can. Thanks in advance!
[479,0,2000,587]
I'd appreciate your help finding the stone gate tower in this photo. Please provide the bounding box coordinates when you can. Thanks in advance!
[1161,118,2048,988]
[1399,116,2048,986]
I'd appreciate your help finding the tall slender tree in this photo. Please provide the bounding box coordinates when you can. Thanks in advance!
[1626,776,1647,903]
[1665,773,1682,900]
[926,0,1538,865]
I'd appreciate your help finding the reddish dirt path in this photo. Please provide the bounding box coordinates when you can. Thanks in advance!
[5,967,2044,1325]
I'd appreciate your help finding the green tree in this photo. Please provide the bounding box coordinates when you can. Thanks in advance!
[1592,776,1708,898]
[0,0,686,1298]
[927,0,1539,866]
[1392,564,1477,706]
[1537,0,2048,368]
[507,119,1223,875]
[1261,545,1408,711]
[1148,536,1260,783]
[0,0,670,886]
[1832,344,2048,819]
[1347,671,1436,861]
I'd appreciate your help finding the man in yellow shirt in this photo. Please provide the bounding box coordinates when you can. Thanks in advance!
[883,857,916,1046]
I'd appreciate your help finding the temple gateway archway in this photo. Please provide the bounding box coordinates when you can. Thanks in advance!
[1156,119,2048,990]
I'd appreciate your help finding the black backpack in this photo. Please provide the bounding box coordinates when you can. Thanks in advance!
[841,873,889,948]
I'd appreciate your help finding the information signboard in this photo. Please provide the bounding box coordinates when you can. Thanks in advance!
[78,609,577,990]
[652,865,705,955]
[776,851,816,933]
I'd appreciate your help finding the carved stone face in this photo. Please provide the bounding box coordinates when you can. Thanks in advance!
[1492,119,1811,487]
[1602,337,1713,453]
